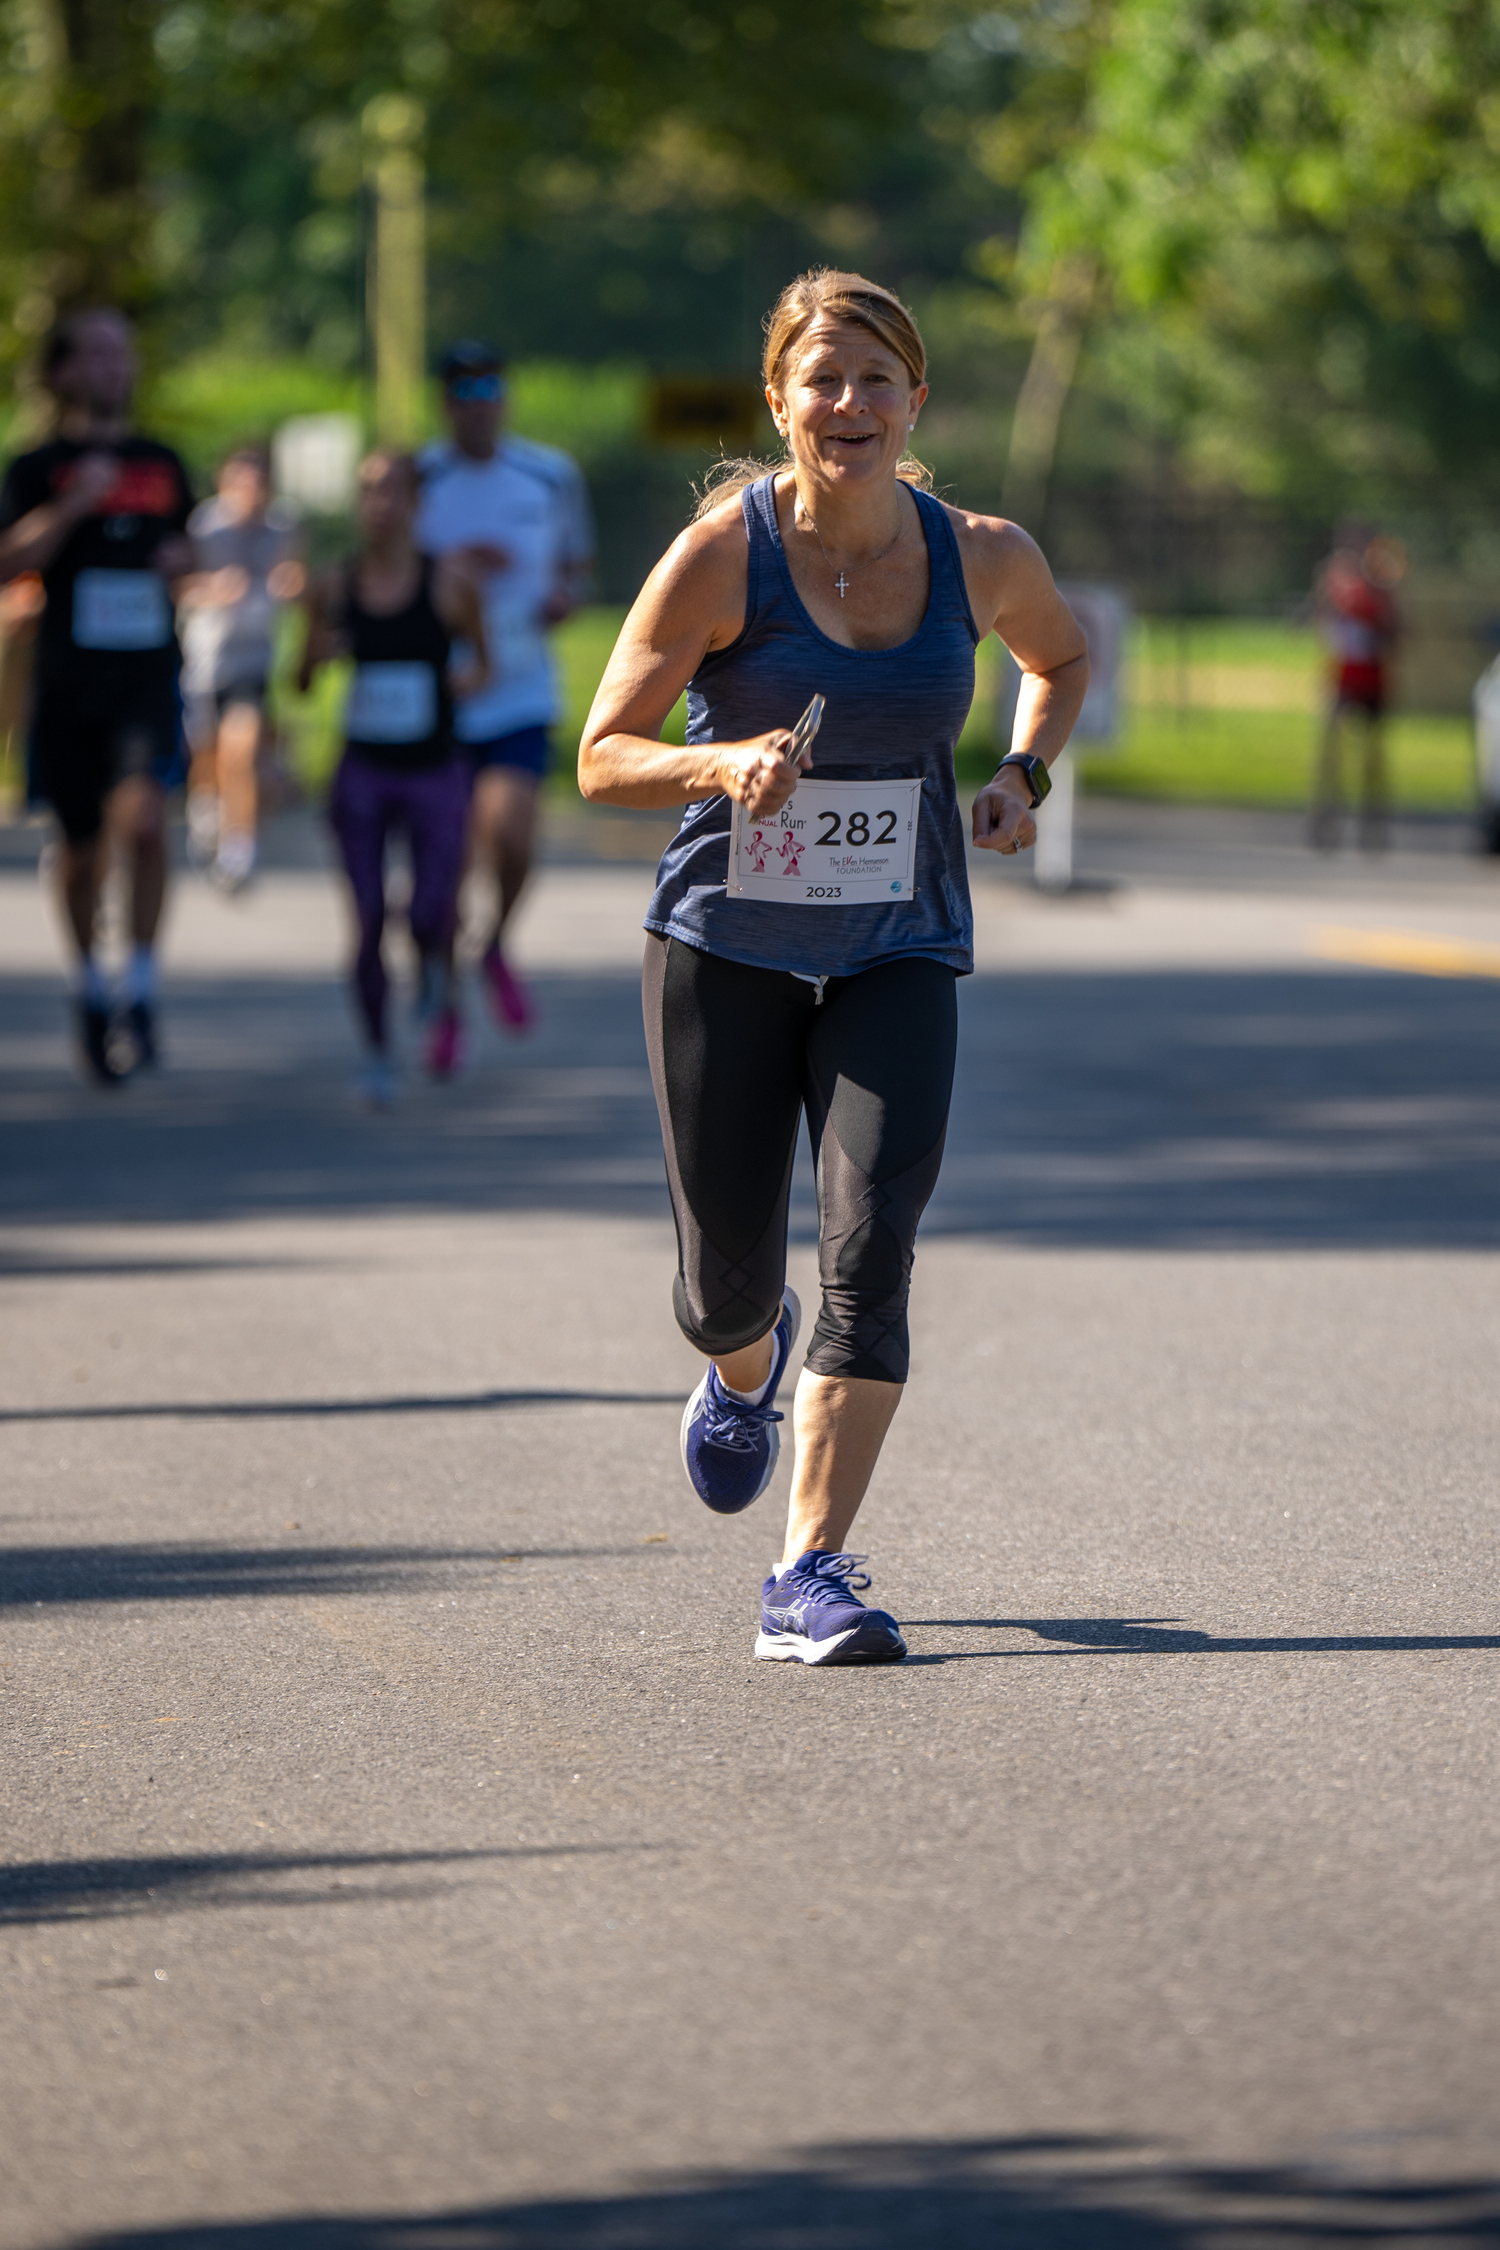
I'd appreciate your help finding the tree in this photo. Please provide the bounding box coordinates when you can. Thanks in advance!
[0,0,912,382]
[1024,0,1500,514]
[0,0,158,363]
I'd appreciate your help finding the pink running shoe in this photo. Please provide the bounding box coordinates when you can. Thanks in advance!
[482,945,535,1033]
[424,1006,466,1080]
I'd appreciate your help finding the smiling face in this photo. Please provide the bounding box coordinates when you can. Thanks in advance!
[769,317,927,493]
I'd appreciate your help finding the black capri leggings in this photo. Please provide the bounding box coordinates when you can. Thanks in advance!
[642,934,958,1385]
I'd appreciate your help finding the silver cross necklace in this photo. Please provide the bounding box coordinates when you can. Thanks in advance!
[799,494,906,599]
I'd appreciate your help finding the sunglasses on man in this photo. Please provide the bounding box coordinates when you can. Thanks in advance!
[447,374,505,403]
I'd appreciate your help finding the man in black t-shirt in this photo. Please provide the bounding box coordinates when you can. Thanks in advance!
[0,308,194,1083]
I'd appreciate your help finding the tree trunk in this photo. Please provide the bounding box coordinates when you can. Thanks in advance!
[1000,252,1097,535]
[40,0,156,313]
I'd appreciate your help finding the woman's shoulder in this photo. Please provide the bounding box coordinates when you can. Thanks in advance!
[929,496,1040,566]
[928,497,1055,625]
[637,487,753,628]
[675,482,756,564]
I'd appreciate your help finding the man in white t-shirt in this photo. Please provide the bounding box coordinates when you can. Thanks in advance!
[415,340,594,1032]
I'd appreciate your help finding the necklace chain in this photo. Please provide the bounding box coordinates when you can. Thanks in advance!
[800,495,905,600]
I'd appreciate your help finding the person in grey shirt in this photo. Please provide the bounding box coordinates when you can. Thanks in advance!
[178,443,304,890]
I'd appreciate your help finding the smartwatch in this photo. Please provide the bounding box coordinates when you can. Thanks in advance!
[997,752,1052,809]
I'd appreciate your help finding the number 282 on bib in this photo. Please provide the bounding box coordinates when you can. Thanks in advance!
[728,777,921,906]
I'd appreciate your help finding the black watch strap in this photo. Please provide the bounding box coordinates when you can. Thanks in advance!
[997,752,1052,810]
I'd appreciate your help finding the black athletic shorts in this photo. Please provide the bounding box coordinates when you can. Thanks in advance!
[185,677,268,748]
[29,683,183,844]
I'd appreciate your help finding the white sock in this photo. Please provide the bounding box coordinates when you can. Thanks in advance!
[723,1365,774,1407]
[123,945,155,1004]
[72,956,108,1006]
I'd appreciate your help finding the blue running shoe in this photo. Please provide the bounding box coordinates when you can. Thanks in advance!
[755,1550,907,1666]
[680,1288,801,1514]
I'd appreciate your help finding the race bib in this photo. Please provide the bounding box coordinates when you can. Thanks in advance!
[344,661,438,743]
[728,777,921,906]
[72,569,171,651]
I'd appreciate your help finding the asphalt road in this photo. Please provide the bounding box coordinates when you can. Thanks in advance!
[3,800,1500,2249]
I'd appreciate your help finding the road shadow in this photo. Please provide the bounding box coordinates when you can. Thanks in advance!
[0,967,665,1228]
[69,2135,1500,2248]
[935,965,1500,1248]
[906,1617,1500,1658]
[0,1541,665,1606]
[0,1387,682,1426]
[0,1255,326,1279]
[3,962,1500,1244]
[0,1844,643,1927]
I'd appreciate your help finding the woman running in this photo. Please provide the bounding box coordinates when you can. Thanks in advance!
[579,269,1088,1665]
[300,450,489,1105]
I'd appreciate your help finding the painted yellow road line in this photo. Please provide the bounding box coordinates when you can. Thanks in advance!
[1311,925,1500,980]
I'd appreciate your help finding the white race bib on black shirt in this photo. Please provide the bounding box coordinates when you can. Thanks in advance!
[72,569,171,651]
[344,662,438,743]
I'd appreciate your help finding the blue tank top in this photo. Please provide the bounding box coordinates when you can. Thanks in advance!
[644,475,980,978]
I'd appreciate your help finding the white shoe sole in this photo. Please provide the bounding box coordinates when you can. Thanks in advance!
[753,1621,908,1666]
[679,1287,801,1508]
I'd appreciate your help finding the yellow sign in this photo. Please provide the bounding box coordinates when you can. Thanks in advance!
[647,377,766,451]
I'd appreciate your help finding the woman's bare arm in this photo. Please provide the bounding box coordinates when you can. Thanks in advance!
[947,509,1090,851]
[0,452,118,581]
[434,557,492,701]
[578,507,809,819]
[295,567,347,695]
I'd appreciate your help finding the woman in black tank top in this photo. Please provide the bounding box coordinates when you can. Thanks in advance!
[334,551,456,771]
[299,449,489,1102]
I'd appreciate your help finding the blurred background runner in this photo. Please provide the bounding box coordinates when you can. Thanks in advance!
[178,443,305,893]
[0,308,193,1085]
[300,449,490,1108]
[1310,527,1405,854]
[416,339,594,1040]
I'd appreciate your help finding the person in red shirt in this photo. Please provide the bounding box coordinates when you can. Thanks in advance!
[0,308,194,1082]
[1310,529,1405,852]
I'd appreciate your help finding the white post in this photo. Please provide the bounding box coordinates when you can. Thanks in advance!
[1034,748,1075,892]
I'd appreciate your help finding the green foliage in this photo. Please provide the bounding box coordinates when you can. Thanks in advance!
[1026,0,1500,513]
[2,0,1498,601]
[507,363,650,474]
[144,352,363,480]
[1082,708,1475,814]
[1074,619,1476,810]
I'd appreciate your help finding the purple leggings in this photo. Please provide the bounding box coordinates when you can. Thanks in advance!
[329,751,469,1048]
